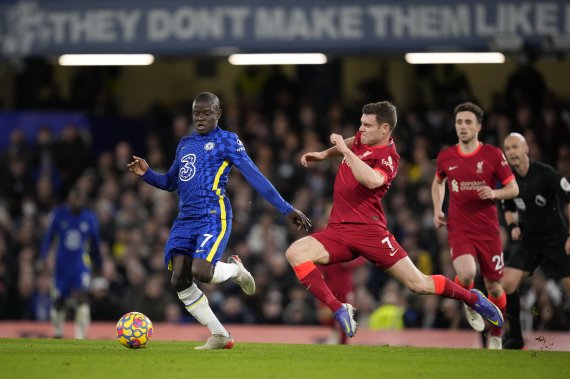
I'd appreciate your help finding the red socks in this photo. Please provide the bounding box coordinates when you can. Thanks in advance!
[488,292,507,314]
[488,292,507,336]
[294,262,342,312]
[432,275,478,306]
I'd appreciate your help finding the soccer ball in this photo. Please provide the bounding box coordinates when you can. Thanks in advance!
[116,311,153,349]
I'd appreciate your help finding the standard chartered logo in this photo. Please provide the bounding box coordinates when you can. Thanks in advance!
[452,180,486,192]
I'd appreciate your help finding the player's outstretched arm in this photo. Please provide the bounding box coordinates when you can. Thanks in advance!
[286,209,312,231]
[128,154,178,191]
[300,137,355,167]
[127,155,149,176]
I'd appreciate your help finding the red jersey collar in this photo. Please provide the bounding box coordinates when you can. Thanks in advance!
[456,141,482,157]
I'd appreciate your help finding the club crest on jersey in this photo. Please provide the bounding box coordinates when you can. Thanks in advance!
[236,138,245,152]
[451,179,459,192]
[535,194,547,207]
[204,142,215,151]
[476,161,484,174]
[381,156,394,172]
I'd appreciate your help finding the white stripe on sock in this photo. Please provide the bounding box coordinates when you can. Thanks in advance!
[177,283,229,337]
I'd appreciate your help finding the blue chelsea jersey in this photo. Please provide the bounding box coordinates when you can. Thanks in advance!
[40,206,102,272]
[143,126,293,219]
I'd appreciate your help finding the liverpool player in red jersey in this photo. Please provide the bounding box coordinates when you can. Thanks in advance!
[285,101,504,341]
[431,102,519,349]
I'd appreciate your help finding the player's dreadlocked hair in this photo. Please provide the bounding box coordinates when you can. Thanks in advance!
[454,102,484,124]
[362,101,397,132]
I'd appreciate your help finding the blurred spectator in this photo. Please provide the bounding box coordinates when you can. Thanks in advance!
[0,156,33,218]
[54,124,92,194]
[369,280,406,331]
[90,277,121,321]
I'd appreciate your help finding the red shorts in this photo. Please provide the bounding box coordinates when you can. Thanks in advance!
[312,223,407,270]
[448,232,504,281]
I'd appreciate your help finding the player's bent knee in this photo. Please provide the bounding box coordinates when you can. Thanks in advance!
[191,266,213,284]
[285,241,307,266]
[457,275,476,287]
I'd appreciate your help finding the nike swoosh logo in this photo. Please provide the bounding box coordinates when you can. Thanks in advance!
[196,249,206,252]
[342,319,350,332]
[488,319,500,326]
[449,165,458,171]
[390,248,399,257]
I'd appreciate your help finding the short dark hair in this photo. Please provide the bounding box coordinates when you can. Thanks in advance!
[362,101,397,131]
[454,102,483,124]
[193,92,221,111]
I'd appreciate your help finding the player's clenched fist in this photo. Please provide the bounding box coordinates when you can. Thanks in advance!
[330,133,350,155]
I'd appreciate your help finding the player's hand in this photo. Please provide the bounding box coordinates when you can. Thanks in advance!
[287,209,312,231]
[300,151,326,167]
[477,186,495,200]
[511,226,522,241]
[127,155,149,176]
[330,133,350,155]
[433,211,447,228]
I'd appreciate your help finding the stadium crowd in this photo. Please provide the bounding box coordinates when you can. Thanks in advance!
[0,61,569,337]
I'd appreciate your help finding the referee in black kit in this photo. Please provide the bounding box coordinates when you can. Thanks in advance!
[501,132,570,349]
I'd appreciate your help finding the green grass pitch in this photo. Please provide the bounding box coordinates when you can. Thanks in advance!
[0,339,568,379]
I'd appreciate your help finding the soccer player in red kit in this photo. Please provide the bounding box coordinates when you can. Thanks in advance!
[431,102,519,349]
[286,101,504,340]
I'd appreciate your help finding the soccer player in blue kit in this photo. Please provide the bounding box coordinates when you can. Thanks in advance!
[128,92,311,350]
[40,188,102,339]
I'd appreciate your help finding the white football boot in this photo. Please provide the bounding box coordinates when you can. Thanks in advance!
[195,334,234,350]
[463,302,485,332]
[228,255,256,295]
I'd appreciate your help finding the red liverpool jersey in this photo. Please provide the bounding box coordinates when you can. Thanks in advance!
[328,132,399,228]
[435,142,514,239]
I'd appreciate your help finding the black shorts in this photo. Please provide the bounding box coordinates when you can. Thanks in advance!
[507,243,570,279]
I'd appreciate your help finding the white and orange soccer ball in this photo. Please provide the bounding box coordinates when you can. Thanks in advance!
[116,311,153,349]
